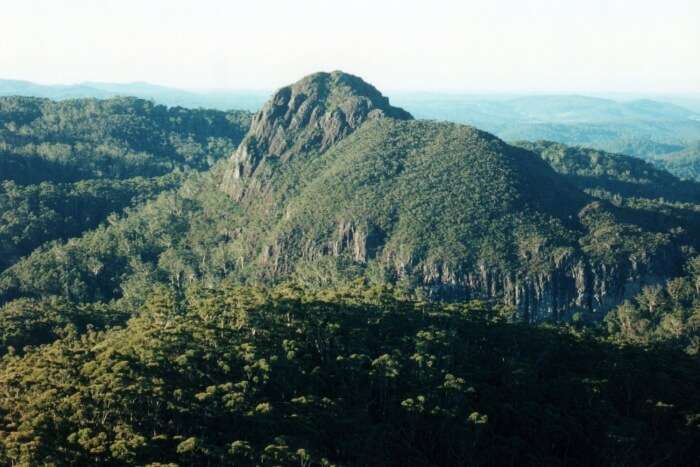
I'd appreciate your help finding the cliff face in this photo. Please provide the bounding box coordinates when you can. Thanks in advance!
[422,249,679,322]
[257,211,682,323]
[221,71,412,200]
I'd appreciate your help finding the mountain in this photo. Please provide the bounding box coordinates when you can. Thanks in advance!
[215,73,698,321]
[2,72,699,323]
[222,71,413,199]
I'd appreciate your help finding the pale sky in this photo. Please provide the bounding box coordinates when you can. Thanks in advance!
[2,0,699,93]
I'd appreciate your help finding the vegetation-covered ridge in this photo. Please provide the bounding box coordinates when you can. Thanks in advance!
[214,72,699,320]
[652,140,700,181]
[0,282,698,466]
[517,140,700,202]
[0,95,252,274]
[520,140,700,251]
[0,173,184,272]
[0,95,251,184]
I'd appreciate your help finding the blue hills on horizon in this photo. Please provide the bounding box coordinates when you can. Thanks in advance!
[2,77,699,166]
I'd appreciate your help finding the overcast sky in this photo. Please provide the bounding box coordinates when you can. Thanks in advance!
[2,0,699,93]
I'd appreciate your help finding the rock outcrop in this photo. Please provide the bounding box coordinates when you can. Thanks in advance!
[221,71,412,199]
[257,212,682,323]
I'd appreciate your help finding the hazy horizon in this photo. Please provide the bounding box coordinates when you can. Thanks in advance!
[4,0,699,94]
[4,76,700,100]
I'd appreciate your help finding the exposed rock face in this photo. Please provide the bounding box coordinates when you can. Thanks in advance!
[261,215,682,323]
[221,71,412,199]
[419,249,680,323]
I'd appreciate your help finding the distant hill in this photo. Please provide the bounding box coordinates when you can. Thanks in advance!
[0,79,268,112]
[650,140,700,180]
[0,79,115,100]
[392,93,700,159]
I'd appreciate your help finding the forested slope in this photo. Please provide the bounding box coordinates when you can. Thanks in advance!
[0,174,183,271]
[0,96,250,183]
[0,72,700,466]
[0,283,698,466]
[0,96,251,274]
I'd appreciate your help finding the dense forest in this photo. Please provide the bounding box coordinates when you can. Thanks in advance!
[1,283,699,466]
[0,72,699,465]
[0,96,250,183]
[0,96,250,276]
[0,174,184,271]
[652,141,700,181]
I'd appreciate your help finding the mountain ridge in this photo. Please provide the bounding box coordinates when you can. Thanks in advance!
[1,72,699,323]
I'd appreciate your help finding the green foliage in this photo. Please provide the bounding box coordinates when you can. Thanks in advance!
[516,140,700,203]
[0,296,126,355]
[0,95,250,184]
[605,256,700,353]
[522,141,700,272]
[577,201,672,266]
[0,173,182,271]
[0,95,251,275]
[652,141,700,181]
[0,283,697,466]
[0,168,243,305]
[1,79,700,467]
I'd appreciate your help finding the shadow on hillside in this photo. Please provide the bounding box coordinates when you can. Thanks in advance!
[572,174,700,204]
[243,296,700,466]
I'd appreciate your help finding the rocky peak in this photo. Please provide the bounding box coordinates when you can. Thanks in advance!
[222,71,412,199]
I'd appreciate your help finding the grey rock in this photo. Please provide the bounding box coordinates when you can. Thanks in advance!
[222,71,412,199]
